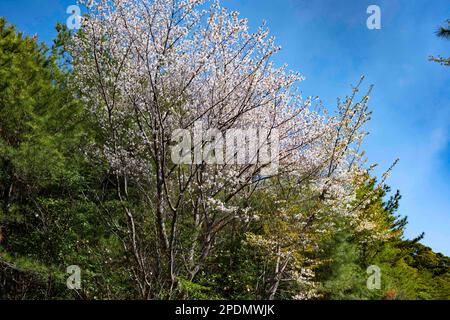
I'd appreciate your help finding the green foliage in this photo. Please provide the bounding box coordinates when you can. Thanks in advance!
[0,17,131,299]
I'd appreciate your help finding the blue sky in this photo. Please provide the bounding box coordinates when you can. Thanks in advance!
[1,0,449,255]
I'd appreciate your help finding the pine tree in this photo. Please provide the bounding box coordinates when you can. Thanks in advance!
[430,19,450,66]
[0,17,86,298]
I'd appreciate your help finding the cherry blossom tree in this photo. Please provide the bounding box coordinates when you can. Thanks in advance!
[70,0,372,298]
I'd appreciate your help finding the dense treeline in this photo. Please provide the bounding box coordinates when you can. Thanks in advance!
[0,6,449,301]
